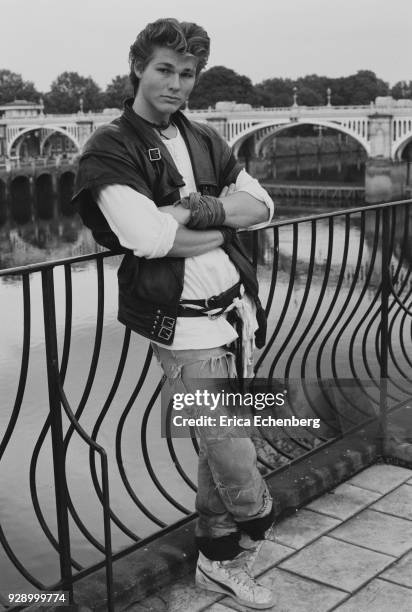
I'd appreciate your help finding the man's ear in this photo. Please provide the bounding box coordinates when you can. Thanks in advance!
[134,61,143,79]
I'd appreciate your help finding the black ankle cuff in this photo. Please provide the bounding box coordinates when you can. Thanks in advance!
[237,506,275,541]
[196,532,241,561]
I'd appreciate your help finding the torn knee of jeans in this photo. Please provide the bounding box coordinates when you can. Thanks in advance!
[217,482,260,509]
[167,363,184,380]
[201,352,236,378]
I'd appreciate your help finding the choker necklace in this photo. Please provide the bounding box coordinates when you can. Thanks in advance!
[138,114,172,134]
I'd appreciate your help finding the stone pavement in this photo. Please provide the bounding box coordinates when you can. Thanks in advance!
[124,464,412,612]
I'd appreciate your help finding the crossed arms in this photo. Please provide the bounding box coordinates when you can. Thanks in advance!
[96,169,274,259]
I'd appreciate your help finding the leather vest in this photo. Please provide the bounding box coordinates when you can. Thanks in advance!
[72,100,266,347]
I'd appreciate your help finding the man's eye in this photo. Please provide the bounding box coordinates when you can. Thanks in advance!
[159,68,171,74]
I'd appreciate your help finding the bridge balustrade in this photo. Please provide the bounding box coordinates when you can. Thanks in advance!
[0,200,411,609]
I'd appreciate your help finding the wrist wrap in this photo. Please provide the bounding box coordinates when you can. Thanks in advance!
[178,192,226,229]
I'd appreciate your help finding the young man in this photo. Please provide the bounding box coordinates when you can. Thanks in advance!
[73,18,276,609]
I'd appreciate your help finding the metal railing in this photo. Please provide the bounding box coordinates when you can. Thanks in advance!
[0,200,411,609]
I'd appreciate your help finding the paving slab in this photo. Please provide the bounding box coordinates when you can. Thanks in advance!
[122,594,167,611]
[330,508,412,556]
[272,508,340,549]
[163,574,222,612]
[334,578,412,612]
[279,536,393,592]
[218,567,346,612]
[371,483,412,521]
[346,464,412,493]
[306,482,380,520]
[253,540,294,576]
[380,550,412,588]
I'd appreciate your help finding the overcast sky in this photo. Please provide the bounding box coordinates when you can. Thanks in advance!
[1,0,410,92]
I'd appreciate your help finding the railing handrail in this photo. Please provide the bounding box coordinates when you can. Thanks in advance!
[1,199,411,277]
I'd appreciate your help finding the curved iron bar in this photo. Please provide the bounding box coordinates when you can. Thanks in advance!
[338,210,382,402]
[0,274,30,461]
[330,209,380,410]
[0,275,49,590]
[387,265,412,380]
[0,525,45,590]
[89,327,144,542]
[29,414,83,572]
[381,205,412,392]
[319,212,369,415]
[399,304,412,367]
[388,276,412,317]
[254,223,318,457]
[60,264,73,384]
[140,380,192,516]
[28,265,83,571]
[275,220,316,378]
[312,213,373,426]
[312,213,367,426]
[57,383,113,608]
[191,434,200,455]
[296,216,363,433]
[293,217,363,430]
[299,216,334,379]
[363,206,407,400]
[275,220,329,448]
[373,205,400,371]
[255,223,298,375]
[263,226,279,318]
[58,258,109,554]
[64,257,105,449]
[115,347,167,528]
[165,401,197,492]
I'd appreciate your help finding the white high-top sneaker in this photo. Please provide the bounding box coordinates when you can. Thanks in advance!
[195,551,275,609]
[239,523,277,576]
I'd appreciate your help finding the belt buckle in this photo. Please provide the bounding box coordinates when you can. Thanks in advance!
[205,294,217,309]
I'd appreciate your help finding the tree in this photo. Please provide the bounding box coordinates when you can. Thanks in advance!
[44,72,103,113]
[295,85,324,106]
[103,75,133,108]
[189,66,256,109]
[0,69,40,104]
[254,78,295,107]
[333,70,389,105]
[391,80,412,99]
[296,74,331,105]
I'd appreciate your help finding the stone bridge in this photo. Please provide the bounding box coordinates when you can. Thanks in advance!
[2,98,412,201]
[2,100,412,161]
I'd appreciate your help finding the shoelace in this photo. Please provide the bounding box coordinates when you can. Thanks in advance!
[220,564,256,589]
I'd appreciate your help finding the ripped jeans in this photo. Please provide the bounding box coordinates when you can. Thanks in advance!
[151,343,273,560]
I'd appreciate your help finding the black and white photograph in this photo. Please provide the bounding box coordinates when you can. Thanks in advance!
[1,1,412,610]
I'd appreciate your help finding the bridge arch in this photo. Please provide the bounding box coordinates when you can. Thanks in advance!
[7,126,81,157]
[229,119,371,157]
[392,132,412,160]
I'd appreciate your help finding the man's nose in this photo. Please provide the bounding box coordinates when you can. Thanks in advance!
[168,72,180,90]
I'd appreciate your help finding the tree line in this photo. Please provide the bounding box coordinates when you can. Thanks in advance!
[0,66,410,113]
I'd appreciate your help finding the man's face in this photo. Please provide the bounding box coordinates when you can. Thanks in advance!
[134,46,198,122]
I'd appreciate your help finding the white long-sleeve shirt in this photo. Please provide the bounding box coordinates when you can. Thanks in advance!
[96,128,274,350]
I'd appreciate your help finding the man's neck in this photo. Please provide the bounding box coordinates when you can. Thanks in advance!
[132,98,170,127]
